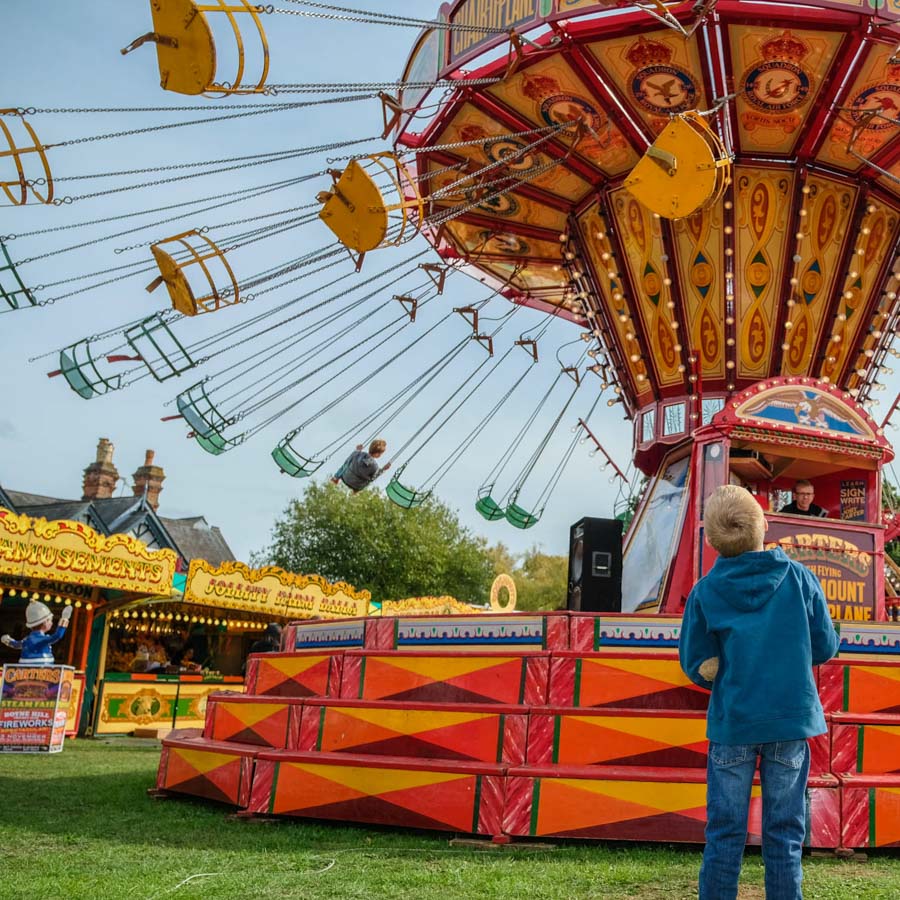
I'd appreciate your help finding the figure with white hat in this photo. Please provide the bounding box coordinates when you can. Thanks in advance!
[1,601,73,665]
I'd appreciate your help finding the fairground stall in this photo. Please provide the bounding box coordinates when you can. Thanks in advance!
[0,506,176,737]
[94,559,372,736]
[139,0,900,851]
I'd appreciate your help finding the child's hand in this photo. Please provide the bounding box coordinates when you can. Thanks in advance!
[60,606,74,624]
[0,635,13,647]
[698,657,719,681]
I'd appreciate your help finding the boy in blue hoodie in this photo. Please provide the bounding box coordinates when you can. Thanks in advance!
[679,484,838,900]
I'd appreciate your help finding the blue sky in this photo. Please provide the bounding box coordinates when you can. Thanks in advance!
[3,3,898,576]
[0,2,638,570]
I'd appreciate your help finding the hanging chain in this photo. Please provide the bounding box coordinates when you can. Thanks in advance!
[262,1,513,33]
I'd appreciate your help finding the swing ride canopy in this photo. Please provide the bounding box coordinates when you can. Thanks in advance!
[392,0,900,468]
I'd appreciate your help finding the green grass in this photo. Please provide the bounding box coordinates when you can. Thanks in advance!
[1,741,899,899]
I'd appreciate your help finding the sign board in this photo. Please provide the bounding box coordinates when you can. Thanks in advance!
[183,559,371,620]
[0,508,176,596]
[840,480,867,521]
[0,664,74,752]
[765,521,878,622]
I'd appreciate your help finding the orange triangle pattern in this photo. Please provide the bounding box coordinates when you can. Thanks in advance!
[535,778,708,835]
[165,747,239,789]
[874,788,900,847]
[557,717,707,765]
[847,668,900,714]
[579,658,699,707]
[272,760,476,830]
[861,726,900,774]
[361,656,523,703]
[213,703,290,746]
[319,707,500,759]
[255,655,330,696]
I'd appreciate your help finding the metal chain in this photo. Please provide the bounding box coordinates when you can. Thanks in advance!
[265,1,512,33]
[268,78,502,92]
[54,154,325,206]
[45,135,377,183]
[1,175,304,242]
[46,96,371,150]
[4,103,304,115]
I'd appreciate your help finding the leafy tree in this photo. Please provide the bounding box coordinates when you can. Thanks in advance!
[485,541,517,578]
[514,548,568,611]
[259,483,495,603]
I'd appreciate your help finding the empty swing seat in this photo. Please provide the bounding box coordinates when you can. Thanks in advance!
[58,340,125,400]
[271,436,325,478]
[385,473,430,509]
[506,501,541,530]
[475,487,506,522]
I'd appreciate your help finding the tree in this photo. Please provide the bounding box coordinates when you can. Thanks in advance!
[884,477,900,567]
[258,482,495,603]
[513,547,568,611]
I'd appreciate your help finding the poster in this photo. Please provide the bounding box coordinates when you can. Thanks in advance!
[840,480,866,521]
[0,664,74,753]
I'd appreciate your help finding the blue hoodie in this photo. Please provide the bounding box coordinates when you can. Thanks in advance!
[679,546,839,745]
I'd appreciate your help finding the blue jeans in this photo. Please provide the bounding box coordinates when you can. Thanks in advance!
[700,740,809,900]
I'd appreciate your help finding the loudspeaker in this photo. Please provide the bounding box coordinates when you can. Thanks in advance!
[567,517,623,612]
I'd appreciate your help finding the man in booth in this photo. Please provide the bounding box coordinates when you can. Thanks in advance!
[779,480,828,518]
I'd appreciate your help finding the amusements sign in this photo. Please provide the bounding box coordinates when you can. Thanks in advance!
[184,559,371,620]
[765,522,877,622]
[0,508,176,596]
[840,480,867,521]
[0,664,74,752]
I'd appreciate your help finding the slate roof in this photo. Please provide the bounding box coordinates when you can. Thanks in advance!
[1,485,235,566]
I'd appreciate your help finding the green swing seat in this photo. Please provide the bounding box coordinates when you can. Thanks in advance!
[475,486,506,522]
[176,382,240,456]
[271,432,325,477]
[0,241,36,310]
[59,340,125,400]
[505,500,541,530]
[385,470,431,509]
[124,313,196,382]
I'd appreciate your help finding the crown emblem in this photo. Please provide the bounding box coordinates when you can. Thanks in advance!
[521,72,560,102]
[626,36,674,70]
[760,31,809,64]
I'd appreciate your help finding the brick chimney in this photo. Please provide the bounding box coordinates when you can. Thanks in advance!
[132,450,165,511]
[82,438,119,501]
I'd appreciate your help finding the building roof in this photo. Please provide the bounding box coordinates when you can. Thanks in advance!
[0,485,235,567]
[158,516,236,568]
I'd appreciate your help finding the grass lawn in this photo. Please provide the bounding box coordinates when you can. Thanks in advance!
[1,740,899,899]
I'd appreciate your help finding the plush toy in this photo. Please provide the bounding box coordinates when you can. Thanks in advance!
[699,656,720,681]
[1,601,73,665]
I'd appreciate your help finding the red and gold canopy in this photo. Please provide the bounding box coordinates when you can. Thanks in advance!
[396,1,900,435]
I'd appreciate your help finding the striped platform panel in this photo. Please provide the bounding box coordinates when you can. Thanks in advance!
[247,751,506,834]
[298,699,527,764]
[818,659,900,715]
[203,694,303,749]
[244,652,341,699]
[831,713,900,775]
[339,651,549,706]
[503,766,840,848]
[156,735,259,808]
[841,775,900,848]
[548,652,709,710]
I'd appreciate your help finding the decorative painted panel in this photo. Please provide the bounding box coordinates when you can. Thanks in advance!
[157,737,257,807]
[780,174,857,376]
[671,206,726,382]
[484,56,639,176]
[576,201,652,400]
[245,653,337,699]
[609,187,683,389]
[729,26,844,157]
[583,31,707,137]
[734,167,794,379]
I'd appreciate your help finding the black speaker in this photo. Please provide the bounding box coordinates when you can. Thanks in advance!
[567,517,623,612]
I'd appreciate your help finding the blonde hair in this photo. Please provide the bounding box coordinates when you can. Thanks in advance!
[704,485,765,558]
[369,439,387,455]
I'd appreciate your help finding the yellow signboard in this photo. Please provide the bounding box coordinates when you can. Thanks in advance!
[0,508,176,596]
[183,559,370,620]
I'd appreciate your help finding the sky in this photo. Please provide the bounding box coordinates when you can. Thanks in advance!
[2,3,899,573]
[0,2,638,568]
